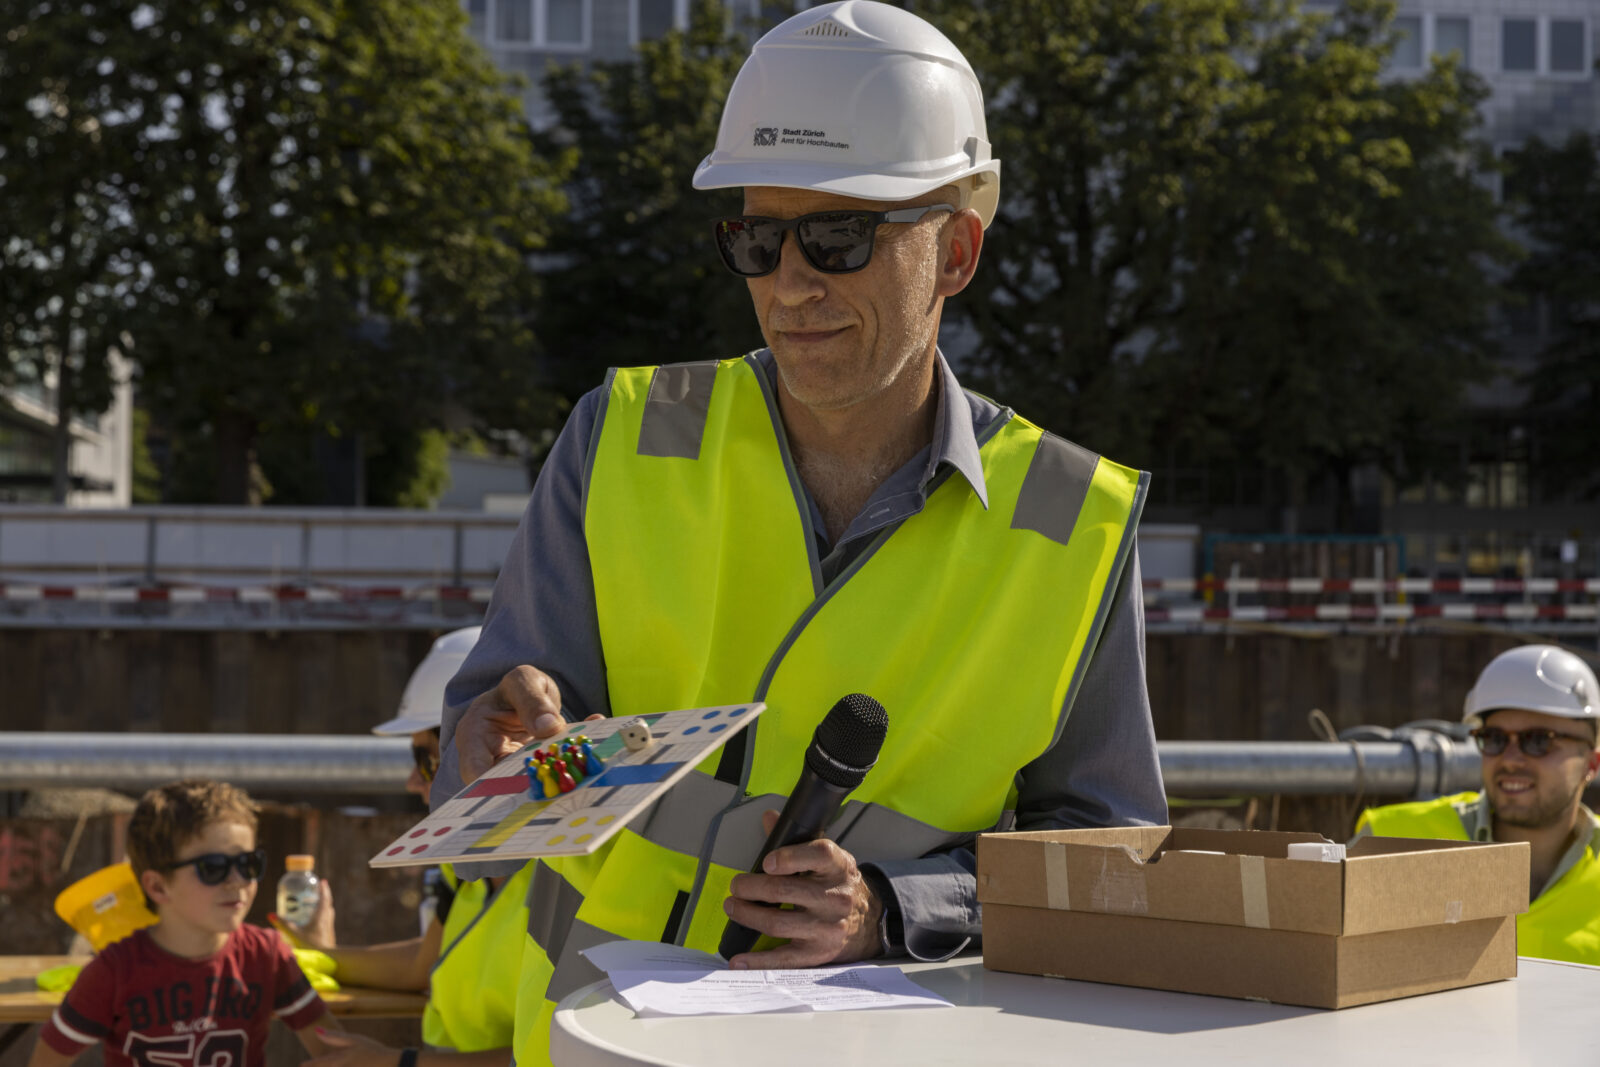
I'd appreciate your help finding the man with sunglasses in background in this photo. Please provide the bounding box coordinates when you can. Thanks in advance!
[1357,644,1600,965]
[434,4,1165,1060]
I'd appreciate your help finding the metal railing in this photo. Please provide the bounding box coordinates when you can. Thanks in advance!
[0,732,1482,798]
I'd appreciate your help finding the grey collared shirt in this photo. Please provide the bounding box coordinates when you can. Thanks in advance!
[437,349,1167,960]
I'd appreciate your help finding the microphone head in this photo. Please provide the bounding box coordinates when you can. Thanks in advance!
[805,694,889,790]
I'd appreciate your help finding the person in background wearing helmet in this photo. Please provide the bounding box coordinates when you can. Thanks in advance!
[274,629,526,1067]
[435,4,1165,1061]
[1357,644,1600,965]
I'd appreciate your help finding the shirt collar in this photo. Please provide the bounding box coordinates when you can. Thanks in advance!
[753,347,991,510]
[1470,792,1600,897]
[928,349,990,510]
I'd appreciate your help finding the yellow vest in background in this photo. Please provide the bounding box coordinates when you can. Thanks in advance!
[422,862,533,1051]
[515,356,1148,1064]
[1357,792,1600,966]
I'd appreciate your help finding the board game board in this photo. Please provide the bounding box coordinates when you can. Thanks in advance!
[369,703,766,867]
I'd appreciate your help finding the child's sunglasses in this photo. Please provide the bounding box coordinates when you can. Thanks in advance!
[168,848,268,885]
[712,205,951,277]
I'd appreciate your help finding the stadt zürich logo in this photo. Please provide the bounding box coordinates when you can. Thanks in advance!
[753,127,778,147]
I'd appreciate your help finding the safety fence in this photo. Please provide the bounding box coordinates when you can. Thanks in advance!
[0,575,1596,627]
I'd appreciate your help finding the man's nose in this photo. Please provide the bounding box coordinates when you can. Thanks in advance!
[770,231,825,304]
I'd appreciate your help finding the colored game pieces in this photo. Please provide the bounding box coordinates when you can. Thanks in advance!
[523,736,607,800]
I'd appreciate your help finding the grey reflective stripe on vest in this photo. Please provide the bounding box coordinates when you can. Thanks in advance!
[637,361,718,460]
[636,770,744,858]
[1011,432,1100,546]
[525,862,585,963]
[543,919,620,1003]
[830,800,979,862]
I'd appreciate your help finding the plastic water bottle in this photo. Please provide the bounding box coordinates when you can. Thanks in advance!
[277,855,320,927]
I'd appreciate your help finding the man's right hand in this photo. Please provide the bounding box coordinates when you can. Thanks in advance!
[456,665,582,783]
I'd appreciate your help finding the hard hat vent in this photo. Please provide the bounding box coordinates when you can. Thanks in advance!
[800,19,853,37]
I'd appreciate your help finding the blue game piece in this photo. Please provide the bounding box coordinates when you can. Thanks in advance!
[524,756,545,800]
[580,740,604,775]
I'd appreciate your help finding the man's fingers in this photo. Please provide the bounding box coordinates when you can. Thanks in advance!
[494,665,564,736]
[759,838,849,878]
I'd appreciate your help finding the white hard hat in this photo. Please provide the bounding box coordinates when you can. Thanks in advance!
[372,626,482,735]
[692,0,1002,228]
[1463,644,1600,727]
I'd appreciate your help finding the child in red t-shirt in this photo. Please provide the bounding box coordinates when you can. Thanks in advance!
[30,780,339,1067]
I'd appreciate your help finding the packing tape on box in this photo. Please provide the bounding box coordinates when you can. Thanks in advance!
[1090,846,1149,915]
[1239,854,1271,929]
[1045,841,1071,910]
[1445,900,1462,924]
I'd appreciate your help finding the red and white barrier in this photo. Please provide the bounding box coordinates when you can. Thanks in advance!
[1148,603,1599,623]
[1144,577,1600,595]
[0,583,496,604]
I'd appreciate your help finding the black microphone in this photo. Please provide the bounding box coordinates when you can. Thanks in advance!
[718,693,889,960]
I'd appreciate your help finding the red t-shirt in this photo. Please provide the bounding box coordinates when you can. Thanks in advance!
[40,924,325,1067]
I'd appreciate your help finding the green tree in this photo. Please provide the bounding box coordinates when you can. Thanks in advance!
[920,0,1516,528]
[1506,133,1600,501]
[6,0,568,504]
[1,1,151,500]
[533,0,758,401]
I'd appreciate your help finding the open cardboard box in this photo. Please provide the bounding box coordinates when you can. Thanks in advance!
[977,826,1530,1009]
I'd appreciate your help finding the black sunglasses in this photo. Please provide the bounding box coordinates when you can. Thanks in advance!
[1471,726,1592,759]
[412,743,439,783]
[712,206,951,277]
[168,848,267,886]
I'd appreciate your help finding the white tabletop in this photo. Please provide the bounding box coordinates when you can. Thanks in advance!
[551,956,1600,1067]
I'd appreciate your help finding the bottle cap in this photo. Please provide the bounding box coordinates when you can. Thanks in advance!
[285,855,316,872]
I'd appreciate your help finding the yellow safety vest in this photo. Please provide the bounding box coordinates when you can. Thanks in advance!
[422,862,533,1051]
[515,356,1148,1063]
[1357,792,1600,966]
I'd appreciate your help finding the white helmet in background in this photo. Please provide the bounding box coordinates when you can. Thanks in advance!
[692,0,1002,227]
[372,626,482,735]
[1463,644,1600,728]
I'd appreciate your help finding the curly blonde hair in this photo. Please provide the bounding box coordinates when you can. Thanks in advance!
[126,779,259,889]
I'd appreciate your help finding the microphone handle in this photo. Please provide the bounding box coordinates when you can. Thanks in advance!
[717,773,854,960]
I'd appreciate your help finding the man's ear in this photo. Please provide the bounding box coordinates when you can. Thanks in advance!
[140,867,171,909]
[1586,747,1600,781]
[936,208,983,298]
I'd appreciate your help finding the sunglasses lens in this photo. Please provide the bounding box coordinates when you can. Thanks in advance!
[193,855,231,885]
[715,219,781,276]
[1521,731,1553,758]
[797,213,875,272]
[238,850,266,882]
[413,745,438,782]
[1475,728,1509,756]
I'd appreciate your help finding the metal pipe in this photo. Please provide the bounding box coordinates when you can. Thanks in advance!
[1158,739,1482,797]
[0,733,1484,798]
[0,733,413,793]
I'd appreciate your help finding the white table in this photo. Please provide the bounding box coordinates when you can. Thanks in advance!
[551,956,1600,1067]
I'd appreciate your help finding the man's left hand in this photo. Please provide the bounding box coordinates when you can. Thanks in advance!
[722,810,882,970]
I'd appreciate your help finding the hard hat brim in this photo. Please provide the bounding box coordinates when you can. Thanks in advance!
[371,714,442,737]
[694,158,1000,228]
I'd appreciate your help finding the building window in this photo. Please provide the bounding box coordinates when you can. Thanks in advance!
[1393,15,1423,69]
[636,0,681,40]
[1549,19,1587,74]
[471,0,591,50]
[1433,16,1470,67]
[1502,18,1536,71]
[547,0,584,43]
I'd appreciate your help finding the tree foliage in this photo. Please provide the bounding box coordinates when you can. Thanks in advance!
[532,0,757,401]
[3,0,569,504]
[1507,133,1600,500]
[920,0,1517,526]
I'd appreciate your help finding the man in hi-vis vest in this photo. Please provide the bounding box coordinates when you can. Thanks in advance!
[1357,645,1600,965]
[433,3,1166,1060]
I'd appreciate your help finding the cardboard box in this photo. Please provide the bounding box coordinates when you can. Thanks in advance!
[978,826,1529,1009]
